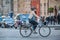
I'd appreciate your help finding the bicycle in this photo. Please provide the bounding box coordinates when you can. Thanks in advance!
[19,19,51,37]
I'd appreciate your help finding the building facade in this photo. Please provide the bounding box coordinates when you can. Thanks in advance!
[40,0,48,17]
[40,0,60,17]
[0,0,3,15]
[0,0,60,17]
[0,0,13,16]
[13,0,49,17]
[49,0,60,16]
[13,0,31,15]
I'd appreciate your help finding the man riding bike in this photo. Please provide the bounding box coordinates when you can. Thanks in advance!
[20,8,51,37]
[28,8,40,34]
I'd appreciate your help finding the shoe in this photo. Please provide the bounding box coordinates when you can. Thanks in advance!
[33,31,37,34]
[15,27,17,29]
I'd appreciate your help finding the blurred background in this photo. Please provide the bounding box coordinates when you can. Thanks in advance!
[0,0,60,17]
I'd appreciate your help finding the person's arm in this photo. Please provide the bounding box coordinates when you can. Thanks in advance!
[32,11,41,22]
[32,11,40,18]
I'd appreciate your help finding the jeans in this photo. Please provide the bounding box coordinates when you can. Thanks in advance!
[29,19,38,30]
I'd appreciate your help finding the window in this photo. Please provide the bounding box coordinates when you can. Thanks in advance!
[44,3,46,15]
[6,0,10,4]
[40,3,42,15]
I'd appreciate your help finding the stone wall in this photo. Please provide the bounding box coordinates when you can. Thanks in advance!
[49,0,60,16]
[0,0,12,16]
[13,0,31,15]
[3,0,11,16]
[0,0,3,15]
[40,0,48,17]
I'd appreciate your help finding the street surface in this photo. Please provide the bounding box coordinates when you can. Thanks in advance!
[0,28,60,40]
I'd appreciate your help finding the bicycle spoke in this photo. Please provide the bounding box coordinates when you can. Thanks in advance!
[39,26,51,37]
[20,27,32,37]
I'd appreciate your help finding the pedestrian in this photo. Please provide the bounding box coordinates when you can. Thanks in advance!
[46,16,50,24]
[9,11,13,18]
[57,8,60,24]
[54,6,58,24]
[50,16,53,25]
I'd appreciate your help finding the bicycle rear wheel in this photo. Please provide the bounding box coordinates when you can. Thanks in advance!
[39,25,51,37]
[20,26,32,37]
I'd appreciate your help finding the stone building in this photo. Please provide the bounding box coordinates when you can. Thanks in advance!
[40,0,48,17]
[13,0,49,17]
[49,0,60,16]
[0,0,3,15]
[0,0,48,17]
[13,0,31,15]
[0,0,13,16]
[0,0,60,17]
[40,0,60,17]
[13,0,40,16]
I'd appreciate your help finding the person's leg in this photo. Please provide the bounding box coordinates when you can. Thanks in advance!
[0,23,2,27]
[50,18,52,24]
[29,19,38,31]
[58,20,59,24]
[33,20,38,30]
[51,19,52,24]
[33,24,37,30]
[59,19,60,25]
[58,19,59,24]
[29,19,34,30]
[14,21,19,29]
[53,19,55,25]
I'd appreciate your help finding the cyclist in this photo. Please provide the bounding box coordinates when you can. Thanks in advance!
[28,8,40,34]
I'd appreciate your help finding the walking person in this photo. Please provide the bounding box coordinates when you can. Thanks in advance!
[54,6,58,24]
[9,11,13,18]
[57,8,60,24]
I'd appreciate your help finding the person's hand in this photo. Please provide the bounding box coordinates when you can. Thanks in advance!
[37,17,40,19]
[37,18,40,23]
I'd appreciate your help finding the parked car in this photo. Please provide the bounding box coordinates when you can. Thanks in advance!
[2,16,15,28]
[14,13,29,29]
[0,16,3,28]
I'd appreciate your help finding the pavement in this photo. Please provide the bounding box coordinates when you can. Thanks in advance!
[0,28,60,40]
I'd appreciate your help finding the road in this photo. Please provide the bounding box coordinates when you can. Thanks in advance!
[0,28,60,40]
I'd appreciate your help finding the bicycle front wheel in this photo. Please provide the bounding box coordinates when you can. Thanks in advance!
[39,25,51,37]
[20,26,32,37]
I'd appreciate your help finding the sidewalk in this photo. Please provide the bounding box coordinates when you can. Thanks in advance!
[47,23,60,27]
